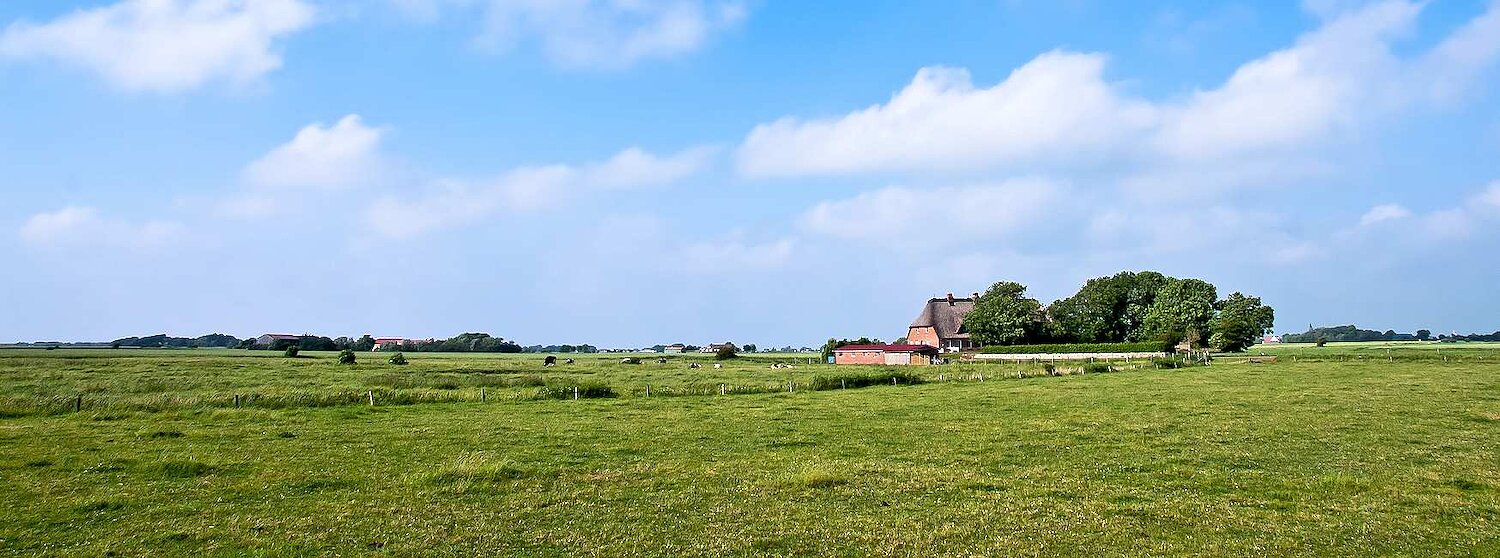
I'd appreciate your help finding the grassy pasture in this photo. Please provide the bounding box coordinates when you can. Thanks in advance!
[1,346,1498,556]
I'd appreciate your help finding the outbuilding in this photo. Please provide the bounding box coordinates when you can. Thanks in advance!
[833,344,940,366]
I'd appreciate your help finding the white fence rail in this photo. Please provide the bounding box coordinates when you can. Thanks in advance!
[972,352,1167,362]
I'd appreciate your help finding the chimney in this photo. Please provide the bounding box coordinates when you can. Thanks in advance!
[946,293,955,306]
[971,292,980,301]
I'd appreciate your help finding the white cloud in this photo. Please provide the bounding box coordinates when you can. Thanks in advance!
[737,1,1500,178]
[681,236,795,271]
[0,0,315,93]
[799,178,1063,248]
[739,54,1156,177]
[19,206,185,250]
[402,0,746,68]
[241,115,386,191]
[1360,203,1411,226]
[222,114,387,218]
[364,145,713,238]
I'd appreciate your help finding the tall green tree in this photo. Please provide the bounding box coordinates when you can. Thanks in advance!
[1048,271,1170,343]
[1207,292,1275,352]
[1140,278,1218,348]
[966,281,1045,346]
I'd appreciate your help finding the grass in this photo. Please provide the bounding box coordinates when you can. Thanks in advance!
[0,346,1498,555]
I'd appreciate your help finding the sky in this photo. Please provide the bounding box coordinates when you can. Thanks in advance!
[2,0,1499,347]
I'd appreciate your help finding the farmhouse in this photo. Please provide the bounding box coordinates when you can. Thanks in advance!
[702,342,737,354]
[662,344,686,353]
[373,337,406,350]
[834,344,940,366]
[1261,335,1283,344]
[907,293,979,352]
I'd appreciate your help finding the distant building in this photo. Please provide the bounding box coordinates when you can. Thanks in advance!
[1261,335,1283,344]
[373,337,406,351]
[255,334,300,347]
[834,344,940,366]
[908,293,979,352]
[662,344,686,354]
[702,342,737,354]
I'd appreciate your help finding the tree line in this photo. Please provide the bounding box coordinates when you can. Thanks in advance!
[964,271,1275,352]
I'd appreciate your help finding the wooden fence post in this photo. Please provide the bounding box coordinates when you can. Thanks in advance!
[720,384,725,396]
[892,377,897,385]
[646,384,651,397]
[841,378,846,389]
[74,394,82,412]
[368,391,374,406]
[480,388,486,402]
[234,394,240,408]
[573,386,579,400]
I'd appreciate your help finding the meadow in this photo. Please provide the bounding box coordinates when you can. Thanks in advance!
[1,344,1498,556]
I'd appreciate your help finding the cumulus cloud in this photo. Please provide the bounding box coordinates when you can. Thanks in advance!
[1360,203,1412,226]
[398,0,746,68]
[222,114,387,218]
[739,54,1156,177]
[737,1,1500,177]
[365,145,714,238]
[242,115,387,191]
[799,178,1063,248]
[19,206,185,250]
[0,0,316,93]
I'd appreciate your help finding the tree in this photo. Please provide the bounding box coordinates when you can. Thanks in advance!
[388,352,408,365]
[1207,292,1275,352]
[1048,271,1169,343]
[742,344,757,353]
[1140,278,1218,348]
[354,335,376,352]
[284,346,300,358]
[1416,329,1432,341]
[965,281,1045,346]
[338,349,357,365]
[715,345,738,360]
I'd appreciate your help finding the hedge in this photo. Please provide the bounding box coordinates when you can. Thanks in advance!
[978,342,1165,354]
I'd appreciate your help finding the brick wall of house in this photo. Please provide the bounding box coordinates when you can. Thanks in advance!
[907,326,938,347]
[834,350,886,365]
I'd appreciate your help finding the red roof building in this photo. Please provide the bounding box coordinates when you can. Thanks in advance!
[833,344,940,366]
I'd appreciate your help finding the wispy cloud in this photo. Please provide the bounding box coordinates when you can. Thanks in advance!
[0,0,316,93]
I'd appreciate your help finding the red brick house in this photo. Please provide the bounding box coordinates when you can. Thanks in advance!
[834,344,939,366]
[907,293,979,352]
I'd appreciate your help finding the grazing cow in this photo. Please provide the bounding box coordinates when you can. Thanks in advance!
[544,355,557,366]
[713,363,722,369]
[621,358,640,364]
[564,358,575,365]
[656,357,668,364]
[689,363,701,369]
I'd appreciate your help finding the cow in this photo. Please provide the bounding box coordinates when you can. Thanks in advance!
[544,355,557,366]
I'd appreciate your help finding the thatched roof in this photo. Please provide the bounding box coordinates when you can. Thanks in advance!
[909,296,975,340]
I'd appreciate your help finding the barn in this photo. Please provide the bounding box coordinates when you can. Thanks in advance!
[833,344,940,366]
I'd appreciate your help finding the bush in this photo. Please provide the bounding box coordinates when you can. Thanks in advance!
[715,346,738,360]
[388,352,408,365]
[1043,363,1057,376]
[283,346,300,358]
[337,349,357,365]
[810,370,924,390]
[1152,357,1180,369]
[1083,362,1111,374]
[979,342,1163,354]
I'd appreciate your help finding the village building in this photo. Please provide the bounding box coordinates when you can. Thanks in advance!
[702,342,737,354]
[372,337,407,351]
[907,293,979,352]
[1261,335,1283,344]
[662,344,686,354]
[833,344,940,366]
[254,334,300,348]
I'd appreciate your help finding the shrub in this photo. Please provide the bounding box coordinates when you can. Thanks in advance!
[1043,363,1057,376]
[715,346,738,360]
[812,370,923,390]
[1083,362,1111,374]
[283,346,300,358]
[388,352,408,365]
[338,349,357,365]
[1152,357,1180,369]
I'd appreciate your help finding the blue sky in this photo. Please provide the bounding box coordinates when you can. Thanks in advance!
[2,0,1498,346]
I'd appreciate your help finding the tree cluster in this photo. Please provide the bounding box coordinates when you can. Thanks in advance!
[965,271,1275,352]
[111,333,241,349]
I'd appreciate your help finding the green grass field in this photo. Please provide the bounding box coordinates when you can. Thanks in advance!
[2,345,1498,556]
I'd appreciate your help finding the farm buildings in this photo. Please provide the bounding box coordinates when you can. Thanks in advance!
[833,344,940,366]
[907,293,980,352]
